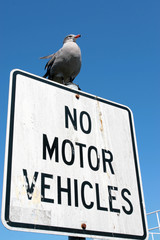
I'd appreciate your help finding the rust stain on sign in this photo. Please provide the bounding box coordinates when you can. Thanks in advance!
[99,112,103,131]
[96,99,103,131]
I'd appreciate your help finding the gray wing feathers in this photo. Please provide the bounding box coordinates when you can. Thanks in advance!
[40,53,55,59]
[40,53,57,78]
[44,55,56,69]
[40,53,56,70]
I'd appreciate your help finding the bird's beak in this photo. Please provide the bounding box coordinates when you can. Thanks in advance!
[74,34,81,39]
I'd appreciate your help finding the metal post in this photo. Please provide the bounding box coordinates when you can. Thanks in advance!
[69,237,85,240]
[151,233,154,240]
[156,211,160,228]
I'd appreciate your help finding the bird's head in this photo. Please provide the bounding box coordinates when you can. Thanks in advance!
[63,34,81,44]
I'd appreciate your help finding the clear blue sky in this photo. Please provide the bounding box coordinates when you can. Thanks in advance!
[0,0,160,239]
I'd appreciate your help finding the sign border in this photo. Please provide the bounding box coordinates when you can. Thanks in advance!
[2,69,147,239]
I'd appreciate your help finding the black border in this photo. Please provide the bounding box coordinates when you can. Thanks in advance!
[4,70,147,239]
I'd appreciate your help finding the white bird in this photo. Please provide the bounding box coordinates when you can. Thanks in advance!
[40,34,81,84]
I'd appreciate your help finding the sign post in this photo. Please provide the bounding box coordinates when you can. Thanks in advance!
[2,69,148,239]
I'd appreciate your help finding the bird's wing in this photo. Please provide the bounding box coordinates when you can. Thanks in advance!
[45,54,56,70]
[40,53,56,70]
[40,53,55,59]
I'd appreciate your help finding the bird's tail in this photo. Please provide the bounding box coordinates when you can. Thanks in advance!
[43,71,49,78]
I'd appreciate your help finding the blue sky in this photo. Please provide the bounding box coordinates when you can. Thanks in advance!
[0,0,160,239]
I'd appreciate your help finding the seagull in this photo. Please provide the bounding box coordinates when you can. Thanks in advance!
[40,34,81,84]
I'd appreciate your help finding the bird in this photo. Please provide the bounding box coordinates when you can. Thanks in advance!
[40,34,81,85]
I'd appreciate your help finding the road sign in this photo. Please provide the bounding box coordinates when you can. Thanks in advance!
[2,69,148,239]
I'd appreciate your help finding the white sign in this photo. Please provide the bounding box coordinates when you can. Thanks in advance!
[2,69,148,239]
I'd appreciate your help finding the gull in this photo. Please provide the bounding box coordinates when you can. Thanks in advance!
[40,34,81,85]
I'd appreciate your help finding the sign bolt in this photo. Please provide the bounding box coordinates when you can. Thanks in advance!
[75,94,80,99]
[81,223,86,230]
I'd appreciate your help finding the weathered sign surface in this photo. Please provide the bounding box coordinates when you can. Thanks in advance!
[1,69,148,239]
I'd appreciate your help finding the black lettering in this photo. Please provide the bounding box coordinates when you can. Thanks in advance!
[41,173,54,203]
[81,181,94,209]
[108,186,120,213]
[80,111,92,134]
[121,188,133,215]
[102,149,114,174]
[95,183,108,211]
[23,169,38,200]
[75,142,86,168]
[65,106,77,130]
[74,179,79,207]
[43,134,59,162]
[62,139,75,165]
[57,176,71,206]
[88,146,100,171]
